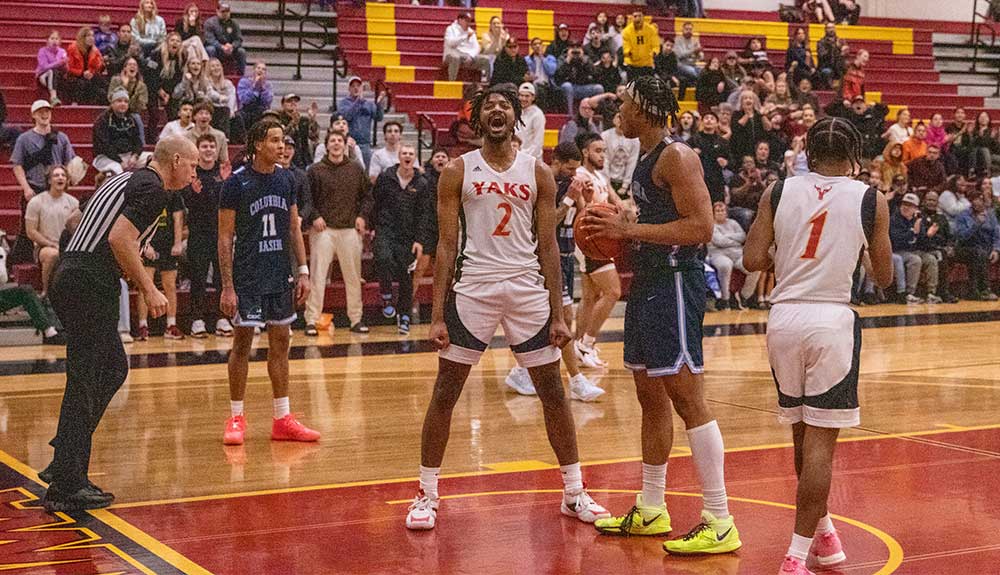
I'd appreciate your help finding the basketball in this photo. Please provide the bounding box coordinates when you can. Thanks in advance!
[574,202,623,260]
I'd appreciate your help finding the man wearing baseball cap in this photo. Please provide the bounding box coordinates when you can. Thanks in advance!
[515,82,545,159]
[279,93,320,169]
[443,12,489,81]
[890,192,941,304]
[338,75,387,168]
[205,2,246,75]
[92,89,151,175]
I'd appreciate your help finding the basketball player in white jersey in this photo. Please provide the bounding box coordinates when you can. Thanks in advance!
[405,85,610,530]
[573,132,625,369]
[744,117,893,575]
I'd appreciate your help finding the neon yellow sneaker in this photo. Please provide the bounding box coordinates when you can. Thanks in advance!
[663,511,742,555]
[594,494,671,536]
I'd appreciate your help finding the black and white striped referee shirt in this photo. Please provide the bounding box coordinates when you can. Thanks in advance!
[63,168,169,284]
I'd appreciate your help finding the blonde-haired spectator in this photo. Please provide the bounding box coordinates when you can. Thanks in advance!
[131,0,166,54]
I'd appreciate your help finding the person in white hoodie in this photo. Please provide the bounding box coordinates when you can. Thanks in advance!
[600,110,640,192]
[708,201,760,310]
[515,82,545,159]
[443,12,489,81]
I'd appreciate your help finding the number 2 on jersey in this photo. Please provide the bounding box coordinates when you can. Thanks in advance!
[800,210,828,259]
[493,202,512,237]
[262,213,277,238]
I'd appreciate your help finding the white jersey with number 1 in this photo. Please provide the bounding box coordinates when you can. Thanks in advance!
[456,149,540,284]
[770,173,869,305]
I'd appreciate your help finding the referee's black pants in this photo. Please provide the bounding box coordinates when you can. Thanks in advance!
[47,262,129,492]
[187,230,219,324]
[374,235,414,316]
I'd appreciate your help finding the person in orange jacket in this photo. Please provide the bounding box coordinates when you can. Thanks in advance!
[66,26,108,105]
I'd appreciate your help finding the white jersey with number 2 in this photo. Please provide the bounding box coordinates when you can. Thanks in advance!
[456,149,540,284]
[770,173,869,305]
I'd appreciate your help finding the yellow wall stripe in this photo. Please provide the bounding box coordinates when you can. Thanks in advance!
[370,51,401,67]
[433,81,464,99]
[527,9,555,43]
[676,17,790,51]
[385,66,416,83]
[476,6,503,41]
[809,23,913,55]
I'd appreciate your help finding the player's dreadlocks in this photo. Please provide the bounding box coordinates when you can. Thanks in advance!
[624,75,680,129]
[469,83,523,137]
[806,116,864,176]
[244,118,285,165]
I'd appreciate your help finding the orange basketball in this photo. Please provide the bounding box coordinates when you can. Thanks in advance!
[574,202,623,260]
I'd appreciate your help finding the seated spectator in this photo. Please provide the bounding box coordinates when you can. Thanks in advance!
[891,192,941,304]
[954,192,1000,300]
[0,266,65,345]
[621,11,659,80]
[206,58,238,134]
[805,0,837,22]
[515,83,545,159]
[186,99,229,166]
[695,57,726,113]
[525,37,558,106]
[107,56,149,130]
[730,90,766,163]
[727,76,758,110]
[902,122,929,164]
[173,58,212,110]
[279,93,320,168]
[792,77,821,113]
[490,37,529,87]
[840,49,868,102]
[443,12,489,82]
[583,23,611,64]
[754,140,780,174]
[720,51,746,97]
[826,95,888,160]
[708,201,760,309]
[815,22,843,88]
[655,37,696,100]
[480,16,509,73]
[158,100,194,139]
[763,109,790,163]
[881,141,907,189]
[555,43,605,118]
[65,26,111,104]
[739,37,771,77]
[674,21,703,81]
[547,23,573,60]
[103,24,143,76]
[689,112,730,203]
[832,0,861,24]
[717,102,735,140]
[92,89,150,175]
[940,175,974,228]
[369,121,403,184]
[339,75,387,167]
[601,109,641,191]
[136,191,185,341]
[917,191,958,302]
[24,165,79,298]
[677,111,698,142]
[36,31,68,106]
[729,155,765,230]
[131,0,167,55]
[926,113,949,152]
[558,93,612,145]
[884,108,913,144]
[204,2,247,75]
[594,51,623,95]
[94,15,118,54]
[965,112,998,178]
[175,2,210,63]
[786,27,815,85]
[143,32,185,138]
[908,144,947,195]
[783,134,808,177]
[0,88,17,150]
[236,61,273,133]
[313,113,365,167]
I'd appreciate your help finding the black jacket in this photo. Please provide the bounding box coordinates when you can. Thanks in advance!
[92,109,142,158]
[730,111,767,163]
[696,69,726,109]
[372,166,434,246]
[490,51,528,87]
[142,48,184,96]
[689,132,729,203]
[554,57,596,86]
[593,63,622,94]
[825,100,889,159]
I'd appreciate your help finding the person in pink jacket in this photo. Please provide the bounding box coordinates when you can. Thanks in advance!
[36,30,69,105]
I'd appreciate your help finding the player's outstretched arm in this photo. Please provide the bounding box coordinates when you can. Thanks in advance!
[217,208,238,318]
[743,182,776,273]
[867,191,894,289]
[428,157,464,350]
[535,159,571,349]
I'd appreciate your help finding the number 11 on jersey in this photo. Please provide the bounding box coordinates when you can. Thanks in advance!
[262,213,277,238]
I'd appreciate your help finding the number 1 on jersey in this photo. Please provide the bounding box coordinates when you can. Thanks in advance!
[493,202,512,237]
[262,213,277,238]
[800,210,828,259]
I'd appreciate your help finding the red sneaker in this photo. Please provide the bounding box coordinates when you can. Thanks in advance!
[136,325,149,341]
[223,415,247,445]
[164,325,185,340]
[809,530,846,568]
[271,414,320,442]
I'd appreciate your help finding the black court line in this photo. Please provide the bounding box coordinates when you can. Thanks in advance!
[2,308,1000,377]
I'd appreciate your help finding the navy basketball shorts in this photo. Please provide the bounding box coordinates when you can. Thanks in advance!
[624,269,705,377]
[584,256,615,276]
[767,303,861,428]
[233,290,297,329]
[561,254,575,307]
[441,272,561,368]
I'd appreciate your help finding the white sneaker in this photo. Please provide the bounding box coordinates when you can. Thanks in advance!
[575,340,607,369]
[926,294,943,304]
[560,489,611,523]
[569,373,605,402]
[216,318,234,337]
[119,331,133,343]
[405,490,439,530]
[503,366,537,396]
[906,294,924,305]
[190,319,208,338]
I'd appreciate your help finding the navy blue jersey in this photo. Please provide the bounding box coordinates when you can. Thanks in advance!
[630,137,701,279]
[555,175,576,255]
[220,165,297,295]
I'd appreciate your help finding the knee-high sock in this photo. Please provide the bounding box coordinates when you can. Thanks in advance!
[687,420,729,518]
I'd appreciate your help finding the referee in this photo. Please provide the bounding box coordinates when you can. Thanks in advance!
[40,136,198,512]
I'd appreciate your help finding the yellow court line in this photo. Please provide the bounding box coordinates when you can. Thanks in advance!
[109,423,1000,510]
[384,489,903,575]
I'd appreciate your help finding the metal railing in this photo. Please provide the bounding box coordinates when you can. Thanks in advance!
[970,0,1000,95]
[416,113,438,164]
[330,50,350,112]
[369,79,394,147]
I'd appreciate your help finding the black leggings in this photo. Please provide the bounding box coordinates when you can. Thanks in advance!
[187,231,219,323]
[374,237,414,316]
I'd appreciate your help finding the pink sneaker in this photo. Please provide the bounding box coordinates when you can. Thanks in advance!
[223,415,246,445]
[778,556,816,575]
[271,414,321,442]
[809,530,847,567]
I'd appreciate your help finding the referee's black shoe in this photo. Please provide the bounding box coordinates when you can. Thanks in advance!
[43,484,115,512]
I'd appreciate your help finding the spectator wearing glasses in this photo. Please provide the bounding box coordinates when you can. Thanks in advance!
[490,37,529,87]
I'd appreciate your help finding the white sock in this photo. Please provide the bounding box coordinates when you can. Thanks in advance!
[788,533,813,561]
[230,400,244,417]
[139,320,148,328]
[273,397,290,419]
[581,334,596,348]
[687,420,729,519]
[641,462,667,508]
[167,316,176,326]
[43,326,58,338]
[419,465,440,499]
[816,514,835,534]
[560,462,583,495]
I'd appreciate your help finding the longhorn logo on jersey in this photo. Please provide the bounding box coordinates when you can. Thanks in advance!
[472,180,532,201]
[815,185,833,200]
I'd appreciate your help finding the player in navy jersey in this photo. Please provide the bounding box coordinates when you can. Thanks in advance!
[582,76,742,555]
[218,119,318,446]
